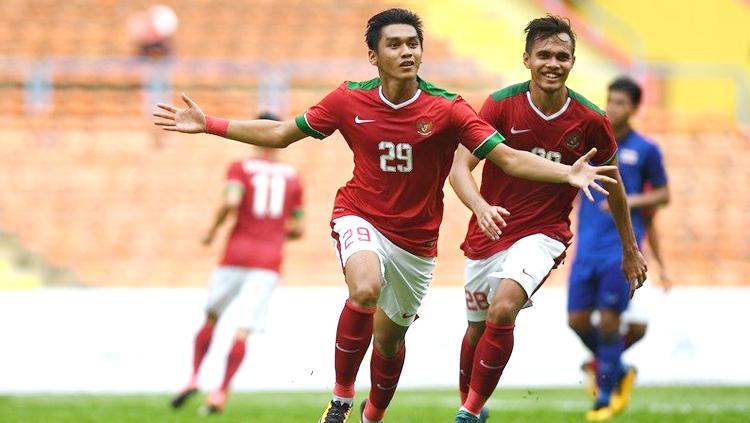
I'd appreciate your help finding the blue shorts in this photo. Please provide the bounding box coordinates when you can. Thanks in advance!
[567,258,630,313]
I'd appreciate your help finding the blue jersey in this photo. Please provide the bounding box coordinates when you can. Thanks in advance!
[574,130,667,263]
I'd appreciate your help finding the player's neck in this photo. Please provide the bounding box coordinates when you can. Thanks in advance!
[529,84,568,116]
[380,77,419,106]
[613,123,632,143]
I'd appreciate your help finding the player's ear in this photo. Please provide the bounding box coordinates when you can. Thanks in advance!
[522,51,530,69]
[571,54,576,68]
[368,49,377,66]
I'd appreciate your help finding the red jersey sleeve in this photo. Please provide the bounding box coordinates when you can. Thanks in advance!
[294,83,345,140]
[452,96,505,159]
[588,115,618,165]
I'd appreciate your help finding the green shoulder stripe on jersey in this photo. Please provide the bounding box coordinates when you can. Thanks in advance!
[347,78,381,90]
[418,78,458,100]
[568,88,606,116]
[490,81,530,101]
[472,132,506,159]
[294,113,327,139]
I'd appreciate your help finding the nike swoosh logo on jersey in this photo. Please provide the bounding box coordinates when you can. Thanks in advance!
[335,343,360,354]
[402,312,416,319]
[510,126,531,134]
[479,359,506,370]
[355,115,376,124]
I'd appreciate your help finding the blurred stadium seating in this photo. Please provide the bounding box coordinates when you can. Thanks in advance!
[0,0,748,288]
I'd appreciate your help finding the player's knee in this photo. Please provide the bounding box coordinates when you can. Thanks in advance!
[234,328,250,342]
[568,312,592,334]
[486,298,519,325]
[628,324,647,344]
[348,282,381,308]
[597,312,621,340]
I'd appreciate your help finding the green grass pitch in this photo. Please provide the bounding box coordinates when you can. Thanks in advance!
[1,386,748,422]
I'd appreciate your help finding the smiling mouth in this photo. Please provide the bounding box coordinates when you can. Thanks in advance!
[400,61,415,68]
[542,72,562,80]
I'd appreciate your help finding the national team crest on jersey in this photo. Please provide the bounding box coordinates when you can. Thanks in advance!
[416,118,433,136]
[564,131,582,151]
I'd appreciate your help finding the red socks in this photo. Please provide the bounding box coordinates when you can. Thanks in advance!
[220,338,247,391]
[333,300,376,398]
[193,321,215,378]
[459,332,477,404]
[463,322,515,415]
[365,344,406,421]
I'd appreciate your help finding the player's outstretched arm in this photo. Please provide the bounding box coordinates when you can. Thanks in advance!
[153,93,307,148]
[485,144,617,198]
[601,160,648,297]
[449,145,509,241]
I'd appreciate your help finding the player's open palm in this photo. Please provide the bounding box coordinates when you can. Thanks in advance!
[622,249,647,298]
[569,148,618,201]
[153,93,206,133]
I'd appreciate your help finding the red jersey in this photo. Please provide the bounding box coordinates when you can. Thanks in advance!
[461,81,618,260]
[220,158,303,272]
[295,78,504,257]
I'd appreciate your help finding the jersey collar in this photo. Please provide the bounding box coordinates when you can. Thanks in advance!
[379,85,422,110]
[526,91,571,121]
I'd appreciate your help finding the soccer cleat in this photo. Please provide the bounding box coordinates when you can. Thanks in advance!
[454,409,480,423]
[319,400,353,423]
[170,385,198,409]
[479,406,490,422]
[610,366,637,414]
[585,404,615,421]
[200,390,226,415]
[580,359,598,399]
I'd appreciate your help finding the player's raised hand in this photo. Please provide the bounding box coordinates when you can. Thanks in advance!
[622,249,648,298]
[153,93,206,133]
[568,148,618,201]
[472,201,510,241]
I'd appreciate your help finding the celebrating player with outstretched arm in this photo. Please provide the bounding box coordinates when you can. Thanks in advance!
[154,9,615,423]
[449,16,647,423]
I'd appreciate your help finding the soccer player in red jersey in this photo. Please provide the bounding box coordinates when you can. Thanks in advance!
[449,16,648,423]
[153,9,616,423]
[170,113,304,414]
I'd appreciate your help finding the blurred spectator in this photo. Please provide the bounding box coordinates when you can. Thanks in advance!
[128,4,179,60]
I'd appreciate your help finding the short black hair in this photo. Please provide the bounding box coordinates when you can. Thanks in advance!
[258,112,280,121]
[365,8,423,51]
[608,76,642,107]
[524,15,576,54]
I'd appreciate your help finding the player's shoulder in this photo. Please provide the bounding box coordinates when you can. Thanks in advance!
[628,130,663,155]
[566,87,606,118]
[488,81,530,103]
[417,78,458,102]
[344,77,381,91]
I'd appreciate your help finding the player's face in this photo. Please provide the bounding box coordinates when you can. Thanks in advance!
[369,24,422,82]
[606,90,636,128]
[523,33,575,94]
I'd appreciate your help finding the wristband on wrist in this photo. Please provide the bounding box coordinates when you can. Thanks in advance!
[205,116,230,137]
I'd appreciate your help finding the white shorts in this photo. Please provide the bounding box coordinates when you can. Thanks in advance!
[205,266,279,332]
[464,233,566,322]
[332,215,436,327]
